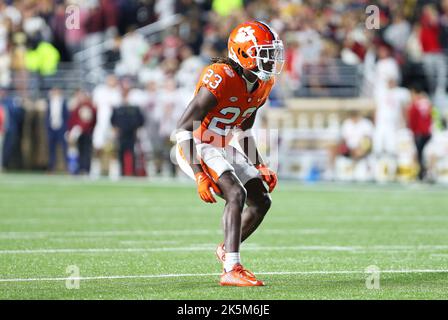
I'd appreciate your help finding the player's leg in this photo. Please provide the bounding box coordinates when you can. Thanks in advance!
[195,145,247,269]
[47,129,57,171]
[222,145,272,242]
[177,144,242,248]
[177,143,263,285]
[241,177,271,242]
[216,170,264,286]
[216,171,246,254]
[90,127,105,179]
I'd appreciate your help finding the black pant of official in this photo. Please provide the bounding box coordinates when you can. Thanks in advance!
[414,134,431,180]
[78,133,92,173]
[118,137,136,176]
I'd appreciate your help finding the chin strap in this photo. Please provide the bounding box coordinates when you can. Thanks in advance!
[248,69,272,82]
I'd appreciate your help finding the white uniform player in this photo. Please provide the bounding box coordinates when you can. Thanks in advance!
[373,84,411,155]
[92,78,122,150]
[341,117,374,151]
[424,128,448,183]
[90,75,122,179]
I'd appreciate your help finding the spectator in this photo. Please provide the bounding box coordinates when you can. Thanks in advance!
[111,88,144,177]
[10,32,28,93]
[0,1,21,28]
[21,98,48,170]
[153,77,184,177]
[138,42,166,84]
[22,6,51,42]
[100,0,119,32]
[46,87,69,172]
[91,74,122,180]
[0,19,11,88]
[374,79,411,154]
[384,12,412,53]
[25,37,60,78]
[340,111,374,160]
[67,91,96,175]
[283,37,303,96]
[1,88,24,170]
[155,0,176,21]
[115,26,149,77]
[0,100,4,171]
[441,0,448,53]
[296,21,322,66]
[329,110,374,181]
[50,3,69,62]
[373,79,411,180]
[406,24,423,63]
[408,84,433,180]
[419,4,447,97]
[374,42,400,97]
[104,35,121,71]
[137,80,160,175]
[425,118,448,183]
[176,45,205,90]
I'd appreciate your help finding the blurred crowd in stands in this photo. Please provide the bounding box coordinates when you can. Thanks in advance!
[0,0,447,182]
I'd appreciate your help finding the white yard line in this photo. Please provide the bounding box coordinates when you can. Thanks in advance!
[1,244,448,254]
[0,229,330,239]
[1,269,448,283]
[4,227,448,240]
[1,174,447,193]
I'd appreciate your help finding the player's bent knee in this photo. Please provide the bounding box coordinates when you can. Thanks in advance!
[261,193,272,212]
[256,192,272,215]
[218,171,247,208]
[227,185,247,210]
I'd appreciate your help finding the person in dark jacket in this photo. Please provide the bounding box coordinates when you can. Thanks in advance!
[1,88,24,170]
[111,87,144,176]
[46,87,69,171]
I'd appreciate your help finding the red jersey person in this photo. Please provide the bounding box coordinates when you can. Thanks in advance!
[176,21,284,286]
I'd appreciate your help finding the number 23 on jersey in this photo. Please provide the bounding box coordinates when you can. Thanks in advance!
[202,69,223,89]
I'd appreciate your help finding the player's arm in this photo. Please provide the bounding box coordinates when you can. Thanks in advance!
[236,109,278,193]
[176,87,221,203]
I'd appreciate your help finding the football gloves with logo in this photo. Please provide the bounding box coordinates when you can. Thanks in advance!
[256,164,277,193]
[195,172,221,203]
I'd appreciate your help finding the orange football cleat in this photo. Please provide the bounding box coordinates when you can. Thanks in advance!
[215,243,226,263]
[220,264,265,287]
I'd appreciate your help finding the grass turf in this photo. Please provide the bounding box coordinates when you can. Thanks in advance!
[0,174,448,299]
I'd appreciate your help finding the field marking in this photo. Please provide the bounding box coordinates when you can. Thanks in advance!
[1,173,447,194]
[3,226,448,240]
[0,229,330,239]
[2,244,448,254]
[1,269,448,283]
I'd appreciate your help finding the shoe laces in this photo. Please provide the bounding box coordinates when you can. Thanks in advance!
[234,264,256,279]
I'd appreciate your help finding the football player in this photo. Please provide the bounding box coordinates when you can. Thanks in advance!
[176,21,284,286]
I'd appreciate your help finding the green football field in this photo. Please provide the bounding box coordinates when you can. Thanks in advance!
[1,173,448,300]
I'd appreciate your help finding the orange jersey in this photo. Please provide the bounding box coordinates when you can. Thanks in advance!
[193,63,274,147]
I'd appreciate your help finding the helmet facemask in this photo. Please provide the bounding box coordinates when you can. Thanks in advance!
[248,40,285,81]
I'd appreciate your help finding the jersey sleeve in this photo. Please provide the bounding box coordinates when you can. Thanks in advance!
[195,64,234,101]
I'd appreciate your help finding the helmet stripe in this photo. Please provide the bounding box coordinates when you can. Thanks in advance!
[256,21,277,41]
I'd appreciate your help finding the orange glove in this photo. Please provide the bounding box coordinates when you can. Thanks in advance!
[256,164,278,193]
[195,172,221,203]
